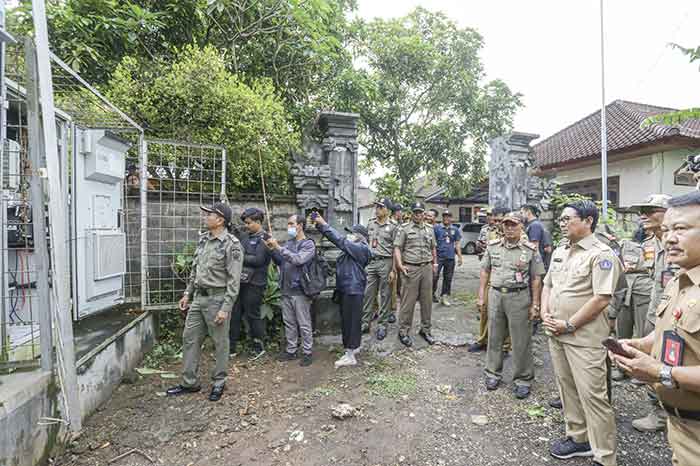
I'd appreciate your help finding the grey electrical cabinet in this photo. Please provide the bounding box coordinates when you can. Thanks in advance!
[72,129,130,320]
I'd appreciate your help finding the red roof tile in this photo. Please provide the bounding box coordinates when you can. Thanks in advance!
[533,100,700,169]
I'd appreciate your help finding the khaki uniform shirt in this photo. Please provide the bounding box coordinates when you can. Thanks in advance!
[394,221,436,265]
[185,230,243,313]
[621,240,653,296]
[481,238,545,288]
[367,217,399,258]
[651,266,700,411]
[478,224,501,243]
[544,234,622,347]
[646,235,681,315]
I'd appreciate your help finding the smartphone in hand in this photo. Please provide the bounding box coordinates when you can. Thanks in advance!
[310,207,319,220]
[602,337,633,358]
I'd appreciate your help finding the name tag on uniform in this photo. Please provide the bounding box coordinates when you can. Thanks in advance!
[662,270,674,288]
[661,330,685,366]
[446,236,450,244]
[515,271,524,283]
[372,239,378,248]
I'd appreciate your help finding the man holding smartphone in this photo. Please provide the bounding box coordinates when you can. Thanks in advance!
[542,200,622,466]
[611,191,700,466]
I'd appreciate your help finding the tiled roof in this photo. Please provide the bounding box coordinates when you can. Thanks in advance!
[533,100,700,169]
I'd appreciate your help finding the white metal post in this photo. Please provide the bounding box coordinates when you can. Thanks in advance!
[139,134,148,307]
[31,0,82,431]
[600,0,608,223]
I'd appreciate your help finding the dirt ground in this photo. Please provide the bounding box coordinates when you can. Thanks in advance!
[53,256,672,466]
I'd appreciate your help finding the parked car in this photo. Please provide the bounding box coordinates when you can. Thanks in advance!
[433,222,484,255]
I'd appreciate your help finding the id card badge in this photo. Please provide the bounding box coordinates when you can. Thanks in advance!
[661,330,685,366]
[446,236,450,244]
[515,271,524,283]
[372,239,378,249]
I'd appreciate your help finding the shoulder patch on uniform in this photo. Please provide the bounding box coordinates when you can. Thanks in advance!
[522,241,536,251]
[599,259,613,270]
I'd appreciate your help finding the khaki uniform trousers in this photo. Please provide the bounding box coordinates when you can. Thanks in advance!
[361,257,394,329]
[549,338,617,466]
[616,292,651,339]
[181,292,230,389]
[485,288,533,386]
[399,262,433,335]
[668,416,700,466]
[476,285,512,351]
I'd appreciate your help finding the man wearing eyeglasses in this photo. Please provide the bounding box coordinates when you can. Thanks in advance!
[629,194,677,433]
[542,200,622,466]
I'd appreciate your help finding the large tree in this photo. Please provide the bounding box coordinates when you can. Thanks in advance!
[349,8,522,198]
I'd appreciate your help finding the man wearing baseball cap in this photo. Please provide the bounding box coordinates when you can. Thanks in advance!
[394,202,438,346]
[361,198,400,340]
[167,202,243,401]
[629,194,677,432]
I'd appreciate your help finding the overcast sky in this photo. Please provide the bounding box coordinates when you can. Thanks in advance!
[354,0,700,143]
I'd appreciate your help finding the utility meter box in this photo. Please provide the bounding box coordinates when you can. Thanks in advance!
[82,130,129,184]
[73,129,130,320]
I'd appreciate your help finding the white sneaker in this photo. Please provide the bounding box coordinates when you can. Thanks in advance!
[441,296,451,307]
[334,352,357,368]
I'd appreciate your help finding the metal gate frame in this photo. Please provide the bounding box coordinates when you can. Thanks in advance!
[136,138,226,311]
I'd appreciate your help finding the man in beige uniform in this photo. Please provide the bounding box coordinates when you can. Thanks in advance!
[480,212,545,399]
[612,191,700,466]
[630,194,675,432]
[168,203,243,402]
[361,198,399,339]
[542,200,621,466]
[394,202,437,347]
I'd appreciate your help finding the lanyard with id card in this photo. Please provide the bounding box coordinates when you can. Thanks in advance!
[661,307,686,367]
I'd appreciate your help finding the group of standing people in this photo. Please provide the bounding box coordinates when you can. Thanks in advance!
[160,189,700,466]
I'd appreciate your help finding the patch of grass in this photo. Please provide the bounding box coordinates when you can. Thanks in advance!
[453,291,477,306]
[366,372,417,398]
[142,341,182,369]
[314,386,337,397]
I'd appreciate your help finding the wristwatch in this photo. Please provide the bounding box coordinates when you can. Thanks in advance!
[660,365,678,389]
[564,320,576,334]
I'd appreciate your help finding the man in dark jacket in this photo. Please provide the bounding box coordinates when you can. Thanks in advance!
[314,214,371,367]
[229,208,271,359]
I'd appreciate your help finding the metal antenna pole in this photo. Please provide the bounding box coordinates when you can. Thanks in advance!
[600,0,608,223]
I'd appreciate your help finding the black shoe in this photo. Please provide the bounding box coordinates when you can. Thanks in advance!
[209,385,225,401]
[432,295,440,303]
[228,344,237,357]
[550,437,593,459]
[467,342,486,353]
[277,351,298,362]
[514,385,531,399]
[376,327,387,340]
[166,385,201,397]
[419,331,435,345]
[300,353,313,367]
[250,342,266,361]
[387,313,397,324]
[548,398,563,409]
[485,378,500,391]
[399,334,413,347]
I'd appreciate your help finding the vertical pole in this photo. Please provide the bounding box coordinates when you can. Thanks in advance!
[220,148,227,202]
[139,134,148,307]
[31,0,82,431]
[600,0,608,223]
[25,39,52,373]
[0,0,8,364]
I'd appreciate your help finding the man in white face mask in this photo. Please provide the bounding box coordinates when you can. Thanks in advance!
[265,214,317,366]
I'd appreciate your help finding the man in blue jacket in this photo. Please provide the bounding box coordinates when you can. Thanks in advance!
[314,214,371,367]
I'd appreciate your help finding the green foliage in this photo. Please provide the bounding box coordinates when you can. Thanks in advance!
[171,242,196,282]
[549,189,617,246]
[366,372,418,398]
[106,45,298,193]
[261,264,282,321]
[372,174,414,209]
[348,8,522,198]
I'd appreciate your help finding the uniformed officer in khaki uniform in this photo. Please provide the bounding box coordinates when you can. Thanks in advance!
[394,202,437,347]
[611,191,700,466]
[167,203,243,401]
[542,200,621,466]
[629,194,676,432]
[617,237,653,339]
[480,212,545,399]
[361,198,399,340]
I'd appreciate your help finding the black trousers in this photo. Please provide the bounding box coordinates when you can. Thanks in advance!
[433,258,456,297]
[339,292,363,350]
[229,283,265,350]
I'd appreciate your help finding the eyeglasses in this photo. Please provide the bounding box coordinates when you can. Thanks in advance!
[558,215,581,224]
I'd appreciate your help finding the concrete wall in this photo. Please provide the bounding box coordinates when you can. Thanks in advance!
[76,312,155,418]
[550,149,696,207]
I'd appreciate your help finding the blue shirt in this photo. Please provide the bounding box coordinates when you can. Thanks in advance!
[434,224,461,259]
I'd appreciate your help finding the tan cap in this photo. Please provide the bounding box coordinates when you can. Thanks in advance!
[630,194,671,211]
[501,212,523,224]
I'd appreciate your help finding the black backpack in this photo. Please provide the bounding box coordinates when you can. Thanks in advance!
[300,241,329,298]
